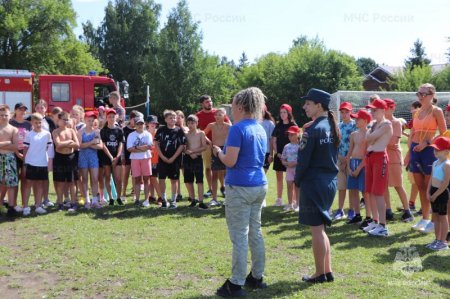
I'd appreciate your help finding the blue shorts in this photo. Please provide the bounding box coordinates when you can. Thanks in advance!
[347,158,365,192]
[78,148,99,169]
[409,142,436,175]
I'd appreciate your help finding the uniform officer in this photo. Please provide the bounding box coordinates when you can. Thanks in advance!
[295,88,340,283]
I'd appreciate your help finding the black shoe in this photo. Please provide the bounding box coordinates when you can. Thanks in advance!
[6,207,18,218]
[148,196,156,204]
[134,200,140,206]
[360,198,365,209]
[325,272,334,282]
[302,274,327,283]
[220,186,226,197]
[416,209,422,216]
[109,199,114,206]
[117,198,124,206]
[347,214,362,224]
[245,272,267,289]
[204,190,212,198]
[446,232,450,242]
[189,199,198,208]
[198,202,208,210]
[401,210,414,222]
[176,194,183,202]
[161,200,168,208]
[359,218,372,230]
[216,279,246,298]
[386,210,394,221]
[57,203,64,211]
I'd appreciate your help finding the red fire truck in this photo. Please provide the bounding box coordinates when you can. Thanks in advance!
[0,69,127,112]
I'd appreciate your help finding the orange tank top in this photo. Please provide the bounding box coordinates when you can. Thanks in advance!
[413,109,437,134]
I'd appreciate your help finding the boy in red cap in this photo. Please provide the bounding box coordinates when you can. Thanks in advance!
[281,125,301,212]
[363,99,393,237]
[426,137,450,250]
[346,109,371,225]
[334,102,357,220]
[383,98,414,222]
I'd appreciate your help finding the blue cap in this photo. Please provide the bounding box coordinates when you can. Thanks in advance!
[301,88,331,107]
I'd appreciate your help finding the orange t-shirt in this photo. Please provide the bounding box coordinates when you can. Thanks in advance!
[151,131,158,164]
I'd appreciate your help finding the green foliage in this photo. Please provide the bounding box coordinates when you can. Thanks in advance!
[356,57,378,75]
[431,66,450,91]
[390,66,433,91]
[0,0,102,74]
[405,39,431,71]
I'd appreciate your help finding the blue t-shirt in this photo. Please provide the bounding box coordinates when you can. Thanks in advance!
[338,120,356,157]
[224,119,267,187]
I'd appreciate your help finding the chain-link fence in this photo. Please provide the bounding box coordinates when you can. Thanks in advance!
[331,91,450,122]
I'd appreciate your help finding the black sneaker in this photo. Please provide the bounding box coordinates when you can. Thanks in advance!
[134,200,140,206]
[401,210,414,222]
[204,189,212,198]
[447,232,450,242]
[216,279,246,298]
[161,200,168,208]
[176,194,183,202]
[386,210,394,221]
[346,214,362,224]
[359,218,372,230]
[189,199,198,208]
[220,186,226,197]
[6,207,18,218]
[416,209,422,216]
[168,202,177,209]
[117,198,124,206]
[245,272,267,289]
[109,199,115,206]
[198,202,208,210]
[57,203,64,211]
[325,272,334,282]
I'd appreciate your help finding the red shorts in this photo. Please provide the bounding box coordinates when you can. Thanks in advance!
[131,158,152,178]
[365,151,389,196]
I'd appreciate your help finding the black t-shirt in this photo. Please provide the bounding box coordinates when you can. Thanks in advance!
[272,122,296,154]
[100,126,124,158]
[154,126,186,158]
[122,126,135,160]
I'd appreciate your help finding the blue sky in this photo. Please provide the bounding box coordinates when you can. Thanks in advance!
[73,0,450,67]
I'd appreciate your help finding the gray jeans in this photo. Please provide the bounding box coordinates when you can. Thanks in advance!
[224,184,268,286]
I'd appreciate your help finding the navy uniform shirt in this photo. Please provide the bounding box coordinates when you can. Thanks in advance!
[295,116,338,184]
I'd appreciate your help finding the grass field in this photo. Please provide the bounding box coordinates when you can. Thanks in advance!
[1,141,449,298]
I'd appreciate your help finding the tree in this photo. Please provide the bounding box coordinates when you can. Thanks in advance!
[405,39,431,70]
[431,66,450,91]
[390,65,433,91]
[83,0,161,106]
[238,52,249,69]
[0,0,102,74]
[356,57,378,75]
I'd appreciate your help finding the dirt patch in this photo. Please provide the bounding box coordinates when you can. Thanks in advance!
[0,270,59,298]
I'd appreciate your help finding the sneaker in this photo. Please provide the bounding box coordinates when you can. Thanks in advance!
[420,221,434,233]
[401,210,414,223]
[198,202,209,210]
[363,221,378,233]
[142,200,150,208]
[447,232,450,242]
[68,204,78,213]
[416,208,422,216]
[189,199,198,208]
[63,201,72,208]
[23,207,31,216]
[148,196,156,204]
[359,218,372,230]
[14,206,23,213]
[7,207,18,217]
[426,239,438,249]
[360,198,365,209]
[43,198,54,207]
[430,240,449,251]
[84,202,91,209]
[368,225,389,237]
[209,199,221,207]
[109,199,114,206]
[347,214,362,224]
[216,279,246,298]
[157,197,163,206]
[245,272,267,289]
[274,198,283,207]
[57,203,64,211]
[204,190,212,198]
[386,210,394,221]
[35,206,47,215]
[220,186,226,197]
[161,200,168,208]
[176,194,183,202]
[293,204,299,212]
[283,204,293,212]
[347,209,355,220]
[412,219,429,231]
[168,202,177,209]
[333,209,345,220]
[134,200,140,206]
[117,198,124,206]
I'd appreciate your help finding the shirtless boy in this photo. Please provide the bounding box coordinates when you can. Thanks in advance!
[363,99,393,237]
[52,111,80,212]
[0,105,19,217]
[204,108,231,207]
[184,115,208,210]
[347,109,371,226]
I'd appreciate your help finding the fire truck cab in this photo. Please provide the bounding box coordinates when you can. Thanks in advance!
[0,69,34,111]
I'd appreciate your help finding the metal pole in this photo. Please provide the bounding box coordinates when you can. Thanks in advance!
[146,85,150,117]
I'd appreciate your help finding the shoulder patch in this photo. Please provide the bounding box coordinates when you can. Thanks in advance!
[299,132,308,150]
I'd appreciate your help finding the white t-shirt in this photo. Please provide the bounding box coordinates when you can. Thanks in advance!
[24,130,53,167]
[127,130,152,160]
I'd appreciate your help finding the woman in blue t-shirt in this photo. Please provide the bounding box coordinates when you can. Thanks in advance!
[212,87,268,297]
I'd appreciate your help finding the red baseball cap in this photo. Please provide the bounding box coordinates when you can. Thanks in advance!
[383,98,396,108]
[85,111,97,119]
[350,109,372,123]
[280,104,292,113]
[286,125,301,134]
[106,108,117,115]
[446,105,450,112]
[339,102,353,111]
[366,98,388,110]
[430,137,450,151]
